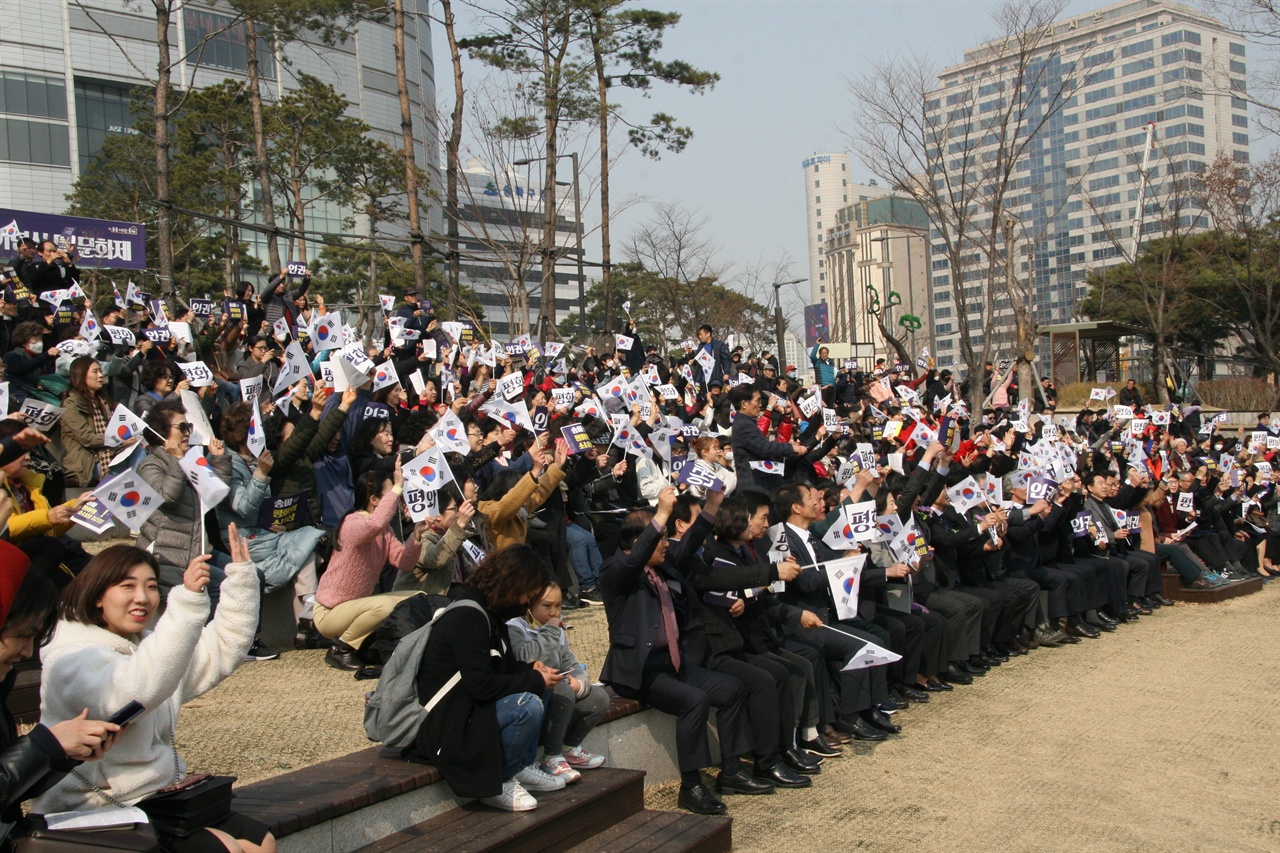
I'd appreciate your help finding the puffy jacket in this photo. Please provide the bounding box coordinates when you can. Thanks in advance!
[136,447,232,590]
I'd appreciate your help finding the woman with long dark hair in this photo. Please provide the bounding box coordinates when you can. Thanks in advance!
[60,355,120,487]
[413,545,565,812]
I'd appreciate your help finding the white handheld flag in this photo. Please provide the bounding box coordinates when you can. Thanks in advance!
[246,398,266,458]
[178,447,231,506]
[481,398,536,434]
[104,404,147,448]
[431,410,472,454]
[615,334,634,352]
[273,341,314,394]
[79,309,101,341]
[95,469,163,530]
[405,446,455,492]
[311,314,342,351]
[372,361,400,392]
[821,554,867,621]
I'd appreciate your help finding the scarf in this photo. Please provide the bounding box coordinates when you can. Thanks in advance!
[88,395,114,480]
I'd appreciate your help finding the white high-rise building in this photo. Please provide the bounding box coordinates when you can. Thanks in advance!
[800,152,890,306]
[925,0,1249,369]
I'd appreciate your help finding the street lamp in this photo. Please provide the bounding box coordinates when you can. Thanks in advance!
[514,154,584,343]
[771,278,806,371]
[868,232,931,355]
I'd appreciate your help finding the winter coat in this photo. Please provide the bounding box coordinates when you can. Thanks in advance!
[31,559,258,814]
[476,465,566,552]
[136,447,233,591]
[2,471,73,544]
[59,388,112,487]
[412,585,544,799]
[219,452,324,593]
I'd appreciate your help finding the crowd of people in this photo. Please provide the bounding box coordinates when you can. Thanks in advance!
[0,240,1275,844]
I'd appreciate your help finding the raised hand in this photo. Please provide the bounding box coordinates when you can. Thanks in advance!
[256,449,275,476]
[227,523,251,563]
[184,554,212,593]
[456,499,476,528]
[47,709,122,762]
[775,559,801,582]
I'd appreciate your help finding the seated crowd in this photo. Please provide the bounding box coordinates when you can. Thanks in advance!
[0,254,1273,849]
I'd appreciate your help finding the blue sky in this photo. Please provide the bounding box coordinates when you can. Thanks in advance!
[431,0,1261,327]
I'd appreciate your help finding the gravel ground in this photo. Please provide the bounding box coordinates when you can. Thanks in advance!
[79,534,1280,850]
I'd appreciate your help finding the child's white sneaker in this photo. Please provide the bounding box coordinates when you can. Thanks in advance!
[481,779,538,811]
[542,753,582,784]
[563,745,606,769]
[515,763,566,792]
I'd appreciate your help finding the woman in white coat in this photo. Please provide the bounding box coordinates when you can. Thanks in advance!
[32,525,274,853]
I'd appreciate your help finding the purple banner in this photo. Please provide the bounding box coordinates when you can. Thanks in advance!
[804,303,829,349]
[0,208,146,270]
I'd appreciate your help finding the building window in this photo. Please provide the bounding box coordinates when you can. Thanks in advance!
[814,180,819,188]
[1234,132,1249,146]
[1233,114,1249,128]
[184,10,277,78]
[0,118,70,166]
[0,71,67,120]
[74,79,137,169]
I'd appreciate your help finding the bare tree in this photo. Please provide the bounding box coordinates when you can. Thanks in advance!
[624,202,729,286]
[847,0,1084,410]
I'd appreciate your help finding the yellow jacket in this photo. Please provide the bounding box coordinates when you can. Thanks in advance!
[477,464,566,552]
[4,471,74,542]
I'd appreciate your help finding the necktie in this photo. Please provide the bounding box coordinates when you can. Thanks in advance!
[645,566,682,672]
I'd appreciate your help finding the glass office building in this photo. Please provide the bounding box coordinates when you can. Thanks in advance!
[924,0,1249,367]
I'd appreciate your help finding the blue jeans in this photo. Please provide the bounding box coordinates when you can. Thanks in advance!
[496,692,544,782]
[565,523,602,589]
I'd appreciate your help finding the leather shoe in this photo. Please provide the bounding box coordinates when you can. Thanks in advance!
[899,684,930,703]
[1151,593,1174,607]
[834,716,888,741]
[1094,612,1119,626]
[678,782,727,815]
[761,763,812,788]
[784,747,822,773]
[1058,633,1081,644]
[862,709,902,734]
[958,660,987,676]
[1064,624,1099,639]
[925,676,954,691]
[716,770,775,795]
[1085,619,1116,633]
[819,724,851,744]
[942,665,973,684]
[1130,602,1152,615]
[800,735,842,758]
[325,642,362,671]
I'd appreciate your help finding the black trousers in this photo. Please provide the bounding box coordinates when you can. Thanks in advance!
[1064,556,1122,614]
[759,647,819,731]
[872,607,924,686]
[618,653,752,773]
[712,654,789,769]
[922,589,984,662]
[790,622,884,716]
[956,584,1010,648]
[781,638,833,725]
[993,576,1042,637]
[1015,564,1075,620]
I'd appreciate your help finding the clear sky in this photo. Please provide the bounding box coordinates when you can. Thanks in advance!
[430,0,1261,329]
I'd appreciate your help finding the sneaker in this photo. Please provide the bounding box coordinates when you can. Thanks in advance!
[541,754,581,784]
[563,745,606,769]
[481,779,538,812]
[578,587,603,605]
[244,639,280,662]
[515,763,566,792]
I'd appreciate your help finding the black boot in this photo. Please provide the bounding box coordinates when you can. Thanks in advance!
[325,639,362,671]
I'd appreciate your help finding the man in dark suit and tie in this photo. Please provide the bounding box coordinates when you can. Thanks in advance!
[773,483,901,742]
[729,385,803,495]
[599,487,773,816]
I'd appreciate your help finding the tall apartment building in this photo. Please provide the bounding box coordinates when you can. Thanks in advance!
[456,160,584,339]
[824,195,933,367]
[0,0,438,278]
[800,152,890,305]
[925,0,1249,369]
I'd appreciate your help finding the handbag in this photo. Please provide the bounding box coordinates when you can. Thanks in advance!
[70,725,235,839]
[13,816,158,852]
[135,775,235,838]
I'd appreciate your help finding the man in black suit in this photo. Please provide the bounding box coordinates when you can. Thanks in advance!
[599,487,773,816]
[729,385,802,495]
[774,483,900,742]
[680,324,733,392]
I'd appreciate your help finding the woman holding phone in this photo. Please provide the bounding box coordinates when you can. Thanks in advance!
[31,525,273,853]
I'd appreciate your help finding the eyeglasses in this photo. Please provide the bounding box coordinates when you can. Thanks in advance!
[172,422,193,435]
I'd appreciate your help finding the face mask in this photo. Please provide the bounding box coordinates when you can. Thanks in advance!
[25,342,42,355]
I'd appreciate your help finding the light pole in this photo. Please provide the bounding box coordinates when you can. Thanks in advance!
[771,278,807,370]
[869,232,930,355]
[514,154,584,343]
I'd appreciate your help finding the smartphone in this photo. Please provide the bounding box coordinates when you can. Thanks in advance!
[106,700,145,727]
[555,668,576,677]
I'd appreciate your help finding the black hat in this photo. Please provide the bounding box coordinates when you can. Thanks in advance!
[405,288,419,297]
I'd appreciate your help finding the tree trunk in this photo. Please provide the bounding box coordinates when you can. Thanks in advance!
[591,14,613,339]
[537,10,563,345]
[441,0,463,321]
[876,317,911,367]
[366,226,380,343]
[392,0,427,298]
[291,173,307,264]
[153,0,174,295]
[245,14,282,273]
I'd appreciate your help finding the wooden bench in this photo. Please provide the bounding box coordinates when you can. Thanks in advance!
[1160,569,1265,603]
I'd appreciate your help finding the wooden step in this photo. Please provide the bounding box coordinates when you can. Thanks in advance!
[1161,570,1265,603]
[352,768,645,853]
[564,809,732,853]
[8,665,41,725]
